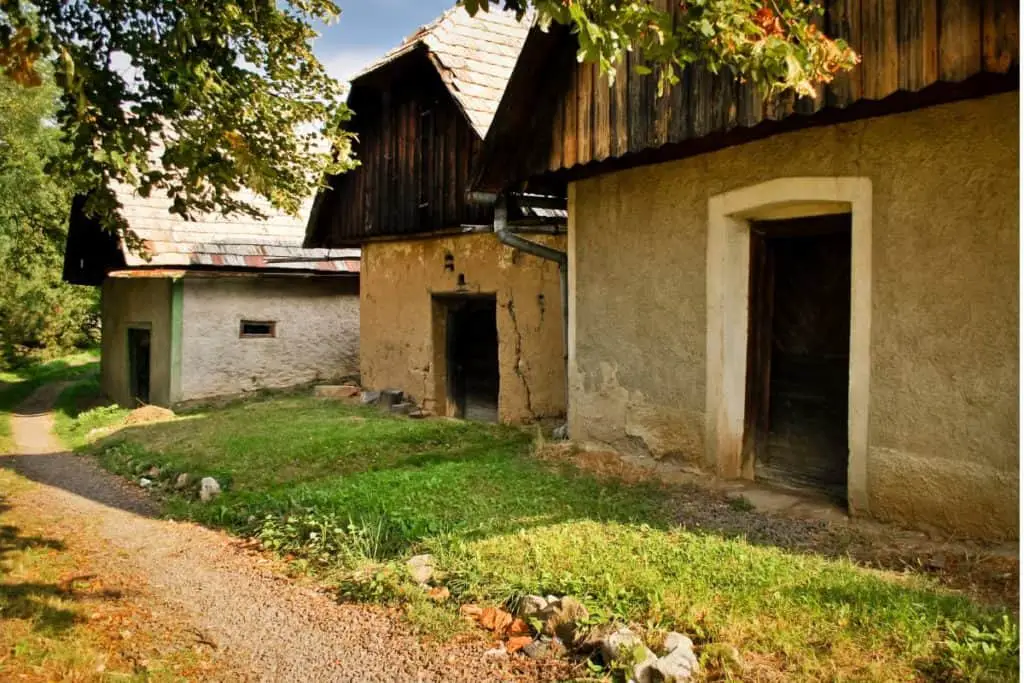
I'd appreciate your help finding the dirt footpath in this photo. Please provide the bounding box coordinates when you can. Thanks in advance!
[3,384,572,682]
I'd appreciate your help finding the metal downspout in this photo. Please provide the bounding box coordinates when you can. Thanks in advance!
[492,197,569,416]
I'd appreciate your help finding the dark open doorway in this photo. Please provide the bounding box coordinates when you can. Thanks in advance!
[127,327,151,405]
[745,214,851,503]
[441,296,499,422]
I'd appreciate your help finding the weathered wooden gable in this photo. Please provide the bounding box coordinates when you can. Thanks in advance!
[305,55,491,248]
[305,7,531,248]
[475,0,1019,192]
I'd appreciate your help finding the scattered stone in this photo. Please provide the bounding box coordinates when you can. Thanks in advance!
[390,401,414,415]
[123,405,175,425]
[650,632,699,682]
[314,385,360,399]
[406,554,434,585]
[540,597,589,645]
[479,606,514,634]
[482,644,507,658]
[506,635,534,654]
[521,637,568,660]
[507,618,531,638]
[146,466,161,478]
[379,389,404,408]
[408,409,431,419]
[199,477,221,502]
[518,595,549,620]
[426,586,450,602]
[552,423,569,441]
[174,473,192,490]
[139,477,153,488]
[601,627,657,683]
[360,391,381,405]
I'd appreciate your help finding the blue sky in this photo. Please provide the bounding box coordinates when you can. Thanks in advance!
[313,1,455,82]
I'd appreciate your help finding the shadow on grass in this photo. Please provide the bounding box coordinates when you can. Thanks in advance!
[0,516,121,635]
[40,389,1018,679]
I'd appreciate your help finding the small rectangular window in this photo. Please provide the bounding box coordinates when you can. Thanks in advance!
[240,320,276,338]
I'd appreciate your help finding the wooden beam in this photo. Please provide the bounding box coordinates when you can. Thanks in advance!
[593,65,612,161]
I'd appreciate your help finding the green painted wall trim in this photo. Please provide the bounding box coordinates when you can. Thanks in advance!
[169,276,184,404]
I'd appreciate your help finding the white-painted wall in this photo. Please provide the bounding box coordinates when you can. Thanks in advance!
[179,276,359,401]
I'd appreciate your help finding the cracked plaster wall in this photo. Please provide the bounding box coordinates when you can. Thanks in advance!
[569,93,1018,539]
[360,232,566,424]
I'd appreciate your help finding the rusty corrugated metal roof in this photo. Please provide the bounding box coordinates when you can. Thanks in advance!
[351,6,532,138]
[113,181,360,274]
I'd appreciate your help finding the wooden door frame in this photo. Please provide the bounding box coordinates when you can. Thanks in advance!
[126,323,152,406]
[431,293,499,419]
[705,177,873,516]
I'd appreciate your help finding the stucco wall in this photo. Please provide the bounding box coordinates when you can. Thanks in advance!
[100,276,173,407]
[179,276,360,401]
[361,232,566,423]
[569,92,1018,539]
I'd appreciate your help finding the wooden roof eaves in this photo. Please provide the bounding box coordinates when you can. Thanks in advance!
[520,68,1020,194]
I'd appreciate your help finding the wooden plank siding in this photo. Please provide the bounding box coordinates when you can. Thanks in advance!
[305,53,491,247]
[475,0,1017,191]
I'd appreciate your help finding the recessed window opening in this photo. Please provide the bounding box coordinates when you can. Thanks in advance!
[240,320,276,338]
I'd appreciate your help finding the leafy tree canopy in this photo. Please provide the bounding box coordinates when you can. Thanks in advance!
[0,0,356,239]
[0,0,857,239]
[0,70,98,363]
[466,0,859,98]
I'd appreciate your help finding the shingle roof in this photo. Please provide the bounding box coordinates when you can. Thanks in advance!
[115,183,359,274]
[352,6,532,138]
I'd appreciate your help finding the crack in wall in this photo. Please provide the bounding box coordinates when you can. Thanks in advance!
[504,298,534,417]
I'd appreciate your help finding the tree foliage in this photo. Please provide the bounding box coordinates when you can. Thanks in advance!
[466,0,859,98]
[0,0,857,241]
[0,71,98,364]
[0,0,356,239]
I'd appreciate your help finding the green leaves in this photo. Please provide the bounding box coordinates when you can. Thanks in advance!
[0,71,98,362]
[464,0,860,99]
[1,0,357,240]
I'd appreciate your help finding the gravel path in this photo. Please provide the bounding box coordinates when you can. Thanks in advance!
[4,384,573,682]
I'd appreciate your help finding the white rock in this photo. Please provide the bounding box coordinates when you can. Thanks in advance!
[601,627,657,683]
[552,424,569,440]
[651,632,699,682]
[518,595,549,619]
[139,477,153,488]
[199,477,221,502]
[174,473,192,490]
[406,554,434,585]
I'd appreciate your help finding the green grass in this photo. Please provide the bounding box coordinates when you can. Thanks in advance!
[73,393,1018,681]
[52,378,130,451]
[0,350,99,454]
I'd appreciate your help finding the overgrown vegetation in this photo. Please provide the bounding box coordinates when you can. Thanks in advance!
[0,72,98,366]
[71,394,1017,681]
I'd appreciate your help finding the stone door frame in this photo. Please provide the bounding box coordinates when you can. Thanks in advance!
[705,177,873,514]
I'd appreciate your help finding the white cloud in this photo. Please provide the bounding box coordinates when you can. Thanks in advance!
[320,46,385,85]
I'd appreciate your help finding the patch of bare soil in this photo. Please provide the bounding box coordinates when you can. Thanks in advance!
[4,384,579,682]
[123,405,176,425]
[536,442,1019,610]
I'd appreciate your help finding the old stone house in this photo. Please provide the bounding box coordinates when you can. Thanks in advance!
[473,2,1019,539]
[305,8,565,424]
[63,188,360,407]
